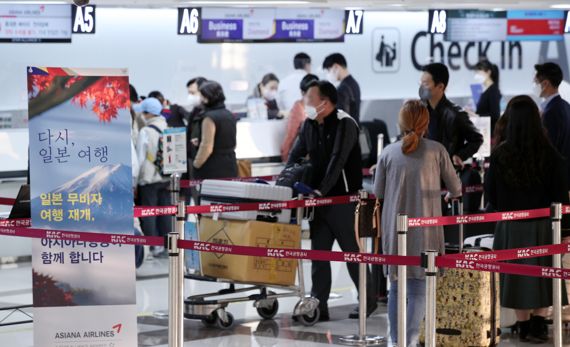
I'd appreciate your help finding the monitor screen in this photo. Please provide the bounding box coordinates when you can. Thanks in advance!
[0,4,72,43]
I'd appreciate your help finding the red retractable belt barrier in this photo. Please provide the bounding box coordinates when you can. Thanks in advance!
[441,243,570,262]
[437,256,570,280]
[2,223,570,280]
[0,197,16,206]
[408,208,551,228]
[0,225,163,247]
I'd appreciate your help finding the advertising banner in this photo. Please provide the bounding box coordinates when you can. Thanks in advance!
[27,66,136,347]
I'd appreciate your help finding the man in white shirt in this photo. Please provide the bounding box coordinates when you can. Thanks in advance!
[278,53,311,113]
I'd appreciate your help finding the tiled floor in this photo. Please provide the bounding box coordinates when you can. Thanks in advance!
[2,254,570,346]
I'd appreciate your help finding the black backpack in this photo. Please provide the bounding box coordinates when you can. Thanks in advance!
[147,125,168,177]
[276,160,313,195]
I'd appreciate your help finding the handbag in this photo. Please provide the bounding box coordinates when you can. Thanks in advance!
[354,195,382,239]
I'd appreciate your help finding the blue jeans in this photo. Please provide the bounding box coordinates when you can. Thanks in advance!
[388,279,426,346]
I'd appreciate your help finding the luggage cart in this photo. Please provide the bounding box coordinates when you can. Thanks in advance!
[183,189,320,329]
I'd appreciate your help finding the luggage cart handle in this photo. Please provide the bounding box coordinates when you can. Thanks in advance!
[294,182,316,196]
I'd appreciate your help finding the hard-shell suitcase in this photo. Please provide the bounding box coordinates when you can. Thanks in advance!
[200,180,293,223]
[420,247,501,346]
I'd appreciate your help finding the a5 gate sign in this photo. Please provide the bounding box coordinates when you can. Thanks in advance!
[72,5,96,34]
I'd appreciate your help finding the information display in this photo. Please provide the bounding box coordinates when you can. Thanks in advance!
[507,10,566,41]
[444,10,507,42]
[0,4,71,43]
[198,8,344,43]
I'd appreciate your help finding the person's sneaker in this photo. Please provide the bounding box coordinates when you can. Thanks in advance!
[348,302,378,319]
[151,246,167,258]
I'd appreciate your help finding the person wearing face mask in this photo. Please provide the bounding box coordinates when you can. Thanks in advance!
[534,62,570,183]
[249,73,283,120]
[474,59,502,134]
[189,81,237,188]
[322,53,361,124]
[184,77,208,201]
[287,80,376,321]
[147,90,190,128]
[135,97,172,257]
[419,63,483,169]
[280,73,319,162]
[374,100,462,346]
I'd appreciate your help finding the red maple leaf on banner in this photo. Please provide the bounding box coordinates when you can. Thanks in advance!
[28,75,130,123]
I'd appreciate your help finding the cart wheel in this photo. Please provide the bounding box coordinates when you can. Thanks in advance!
[256,299,279,320]
[201,315,217,328]
[297,307,320,327]
[215,312,234,329]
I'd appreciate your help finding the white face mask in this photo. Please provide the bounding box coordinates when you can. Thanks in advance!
[262,88,277,101]
[532,82,543,98]
[326,69,338,85]
[474,73,486,84]
[187,94,201,109]
[305,101,324,120]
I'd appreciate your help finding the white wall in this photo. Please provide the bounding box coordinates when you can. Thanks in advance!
[0,8,569,112]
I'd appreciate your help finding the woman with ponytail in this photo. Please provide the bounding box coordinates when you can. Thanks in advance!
[475,59,502,134]
[373,100,461,346]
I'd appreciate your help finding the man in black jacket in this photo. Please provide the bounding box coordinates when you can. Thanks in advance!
[287,80,376,321]
[534,62,570,183]
[323,53,361,124]
[419,63,483,166]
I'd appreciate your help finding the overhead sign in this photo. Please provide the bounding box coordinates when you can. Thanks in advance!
[444,10,507,42]
[428,9,447,34]
[507,10,566,41]
[178,7,201,35]
[72,5,96,34]
[0,4,72,43]
[196,8,345,43]
[345,9,364,35]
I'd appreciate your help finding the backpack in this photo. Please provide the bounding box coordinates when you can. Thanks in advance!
[147,125,168,177]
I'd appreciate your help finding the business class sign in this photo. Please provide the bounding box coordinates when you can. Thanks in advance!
[178,7,345,43]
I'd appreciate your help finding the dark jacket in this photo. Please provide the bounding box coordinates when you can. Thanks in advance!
[287,109,362,196]
[543,95,570,182]
[427,95,484,161]
[190,103,237,180]
[337,75,361,124]
[164,104,190,128]
[476,83,501,134]
[485,144,570,234]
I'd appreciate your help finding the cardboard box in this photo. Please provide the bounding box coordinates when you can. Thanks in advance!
[199,218,301,286]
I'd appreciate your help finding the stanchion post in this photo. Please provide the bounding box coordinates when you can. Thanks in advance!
[551,203,562,347]
[340,191,383,345]
[170,174,181,235]
[167,174,185,347]
[167,231,183,347]
[397,214,408,347]
[422,250,438,347]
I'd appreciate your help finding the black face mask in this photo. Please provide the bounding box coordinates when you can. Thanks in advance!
[418,85,432,101]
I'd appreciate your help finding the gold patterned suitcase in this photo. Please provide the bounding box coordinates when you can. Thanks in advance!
[420,249,501,347]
